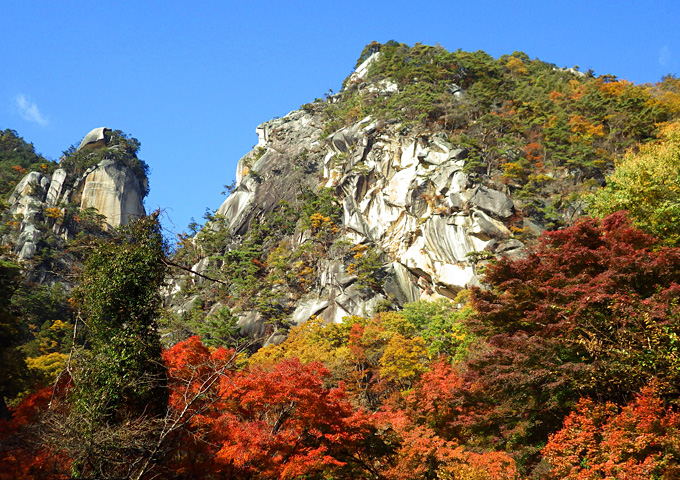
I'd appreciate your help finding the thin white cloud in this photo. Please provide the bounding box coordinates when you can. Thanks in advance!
[659,45,671,67]
[15,94,48,126]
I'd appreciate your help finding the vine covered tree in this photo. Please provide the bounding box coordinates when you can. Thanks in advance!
[53,213,169,478]
[0,258,26,420]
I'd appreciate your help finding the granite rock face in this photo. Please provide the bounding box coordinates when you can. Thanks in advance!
[73,159,145,229]
[4,128,147,260]
[167,101,527,345]
[322,115,519,296]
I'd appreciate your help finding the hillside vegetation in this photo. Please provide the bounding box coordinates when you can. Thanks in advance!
[328,41,679,202]
[0,129,55,200]
[2,42,680,479]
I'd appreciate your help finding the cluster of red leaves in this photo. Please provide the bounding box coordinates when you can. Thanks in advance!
[345,322,391,408]
[0,388,70,480]
[162,337,521,479]
[524,142,543,164]
[164,336,375,479]
[544,385,680,479]
[451,212,680,459]
[378,362,519,479]
[216,360,371,478]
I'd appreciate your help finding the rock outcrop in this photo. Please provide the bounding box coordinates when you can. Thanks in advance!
[3,128,147,262]
[77,127,110,151]
[167,105,526,345]
[72,159,145,228]
[319,118,521,298]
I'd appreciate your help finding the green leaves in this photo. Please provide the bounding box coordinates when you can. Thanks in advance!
[401,297,474,360]
[193,305,240,348]
[70,214,168,422]
[0,259,26,418]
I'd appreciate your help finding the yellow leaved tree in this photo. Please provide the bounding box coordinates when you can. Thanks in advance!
[588,121,680,245]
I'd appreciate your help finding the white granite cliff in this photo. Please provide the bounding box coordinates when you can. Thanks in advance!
[5,128,146,261]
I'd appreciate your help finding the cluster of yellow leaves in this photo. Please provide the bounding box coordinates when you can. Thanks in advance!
[508,224,532,242]
[379,334,428,385]
[598,79,631,97]
[569,114,605,139]
[568,79,586,100]
[309,212,338,234]
[249,316,353,379]
[350,243,368,259]
[588,120,680,245]
[657,77,680,117]
[26,352,68,386]
[265,241,291,276]
[294,262,314,287]
[505,56,527,77]
[24,319,72,387]
[501,161,523,179]
[346,244,368,276]
[44,207,63,220]
[527,173,553,187]
[345,105,364,124]
[250,310,431,401]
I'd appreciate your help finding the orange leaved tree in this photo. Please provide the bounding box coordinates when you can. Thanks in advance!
[164,336,381,479]
[544,386,680,479]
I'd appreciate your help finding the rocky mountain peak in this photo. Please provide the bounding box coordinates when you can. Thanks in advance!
[166,104,526,347]
[166,39,670,347]
[2,128,147,265]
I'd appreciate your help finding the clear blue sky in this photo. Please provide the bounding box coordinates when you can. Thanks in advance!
[2,1,678,238]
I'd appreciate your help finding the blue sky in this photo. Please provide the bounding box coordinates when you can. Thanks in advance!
[2,0,678,238]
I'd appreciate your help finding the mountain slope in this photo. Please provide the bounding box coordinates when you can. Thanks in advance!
[165,41,680,347]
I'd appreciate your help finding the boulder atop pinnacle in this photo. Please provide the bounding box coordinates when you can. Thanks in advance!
[77,127,111,151]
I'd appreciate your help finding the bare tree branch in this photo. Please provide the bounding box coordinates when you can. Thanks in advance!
[161,257,227,285]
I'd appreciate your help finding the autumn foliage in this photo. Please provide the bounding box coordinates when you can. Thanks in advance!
[449,212,680,462]
[377,361,519,479]
[5,214,680,478]
[164,336,377,479]
[588,120,680,245]
[9,41,680,479]
[0,387,70,480]
[544,386,680,479]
